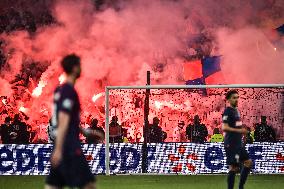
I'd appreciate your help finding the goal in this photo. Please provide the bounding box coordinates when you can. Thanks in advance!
[104,84,284,175]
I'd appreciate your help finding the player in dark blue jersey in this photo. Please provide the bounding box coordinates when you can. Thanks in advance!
[45,54,104,189]
[222,90,252,189]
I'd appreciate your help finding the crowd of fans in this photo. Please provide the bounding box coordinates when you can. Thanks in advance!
[89,114,277,144]
[0,86,283,144]
[87,115,276,144]
[107,88,283,142]
[0,5,54,144]
[0,111,279,144]
[0,4,54,69]
[0,6,54,34]
[0,113,32,144]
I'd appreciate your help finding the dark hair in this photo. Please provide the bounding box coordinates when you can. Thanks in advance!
[91,118,98,126]
[14,114,20,121]
[225,90,238,100]
[61,54,81,74]
[213,128,220,134]
[5,116,11,123]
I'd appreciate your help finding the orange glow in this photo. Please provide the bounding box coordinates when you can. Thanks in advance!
[32,80,47,98]
[154,101,163,109]
[19,106,28,113]
[2,99,6,105]
[92,92,104,103]
[59,73,66,84]
[154,100,191,111]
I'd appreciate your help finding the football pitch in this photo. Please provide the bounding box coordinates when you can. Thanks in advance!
[0,175,283,189]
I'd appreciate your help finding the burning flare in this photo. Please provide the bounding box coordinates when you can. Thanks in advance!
[59,73,66,84]
[92,92,104,103]
[19,106,28,113]
[2,99,7,105]
[32,80,47,98]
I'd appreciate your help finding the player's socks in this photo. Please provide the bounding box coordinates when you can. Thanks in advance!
[227,171,236,189]
[239,167,250,189]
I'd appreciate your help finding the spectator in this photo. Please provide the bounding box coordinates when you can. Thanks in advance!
[11,114,29,144]
[136,132,143,143]
[244,126,254,144]
[47,119,56,143]
[109,116,123,143]
[38,115,49,141]
[186,115,208,143]
[29,126,38,143]
[210,128,224,142]
[254,116,276,142]
[0,116,12,143]
[86,118,105,144]
[122,128,129,143]
[148,117,167,143]
[172,121,186,142]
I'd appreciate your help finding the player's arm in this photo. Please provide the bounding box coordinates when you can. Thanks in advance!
[51,88,74,167]
[222,123,247,134]
[51,111,70,167]
[222,110,247,134]
[54,112,70,152]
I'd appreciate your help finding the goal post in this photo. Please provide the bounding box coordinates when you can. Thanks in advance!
[104,84,284,175]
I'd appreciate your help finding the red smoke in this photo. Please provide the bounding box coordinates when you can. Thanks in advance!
[0,0,284,141]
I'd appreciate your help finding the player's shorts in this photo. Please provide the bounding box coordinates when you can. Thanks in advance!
[46,153,95,188]
[225,146,250,166]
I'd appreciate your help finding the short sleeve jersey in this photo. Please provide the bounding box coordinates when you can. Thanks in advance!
[51,83,81,156]
[222,107,243,148]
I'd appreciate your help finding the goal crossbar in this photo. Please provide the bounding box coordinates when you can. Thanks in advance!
[106,84,284,90]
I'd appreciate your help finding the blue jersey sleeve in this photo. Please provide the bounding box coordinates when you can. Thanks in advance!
[56,86,75,114]
[222,108,231,124]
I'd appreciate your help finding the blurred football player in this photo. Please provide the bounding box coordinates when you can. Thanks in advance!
[45,54,104,189]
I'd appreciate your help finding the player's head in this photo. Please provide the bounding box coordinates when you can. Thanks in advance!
[225,90,239,107]
[193,115,200,124]
[61,54,81,79]
[5,116,11,124]
[91,118,98,127]
[153,117,160,125]
[13,114,21,122]
[261,116,267,124]
[178,121,185,127]
[111,116,118,123]
[213,128,220,134]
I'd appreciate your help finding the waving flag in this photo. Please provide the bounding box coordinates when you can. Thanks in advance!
[184,56,223,94]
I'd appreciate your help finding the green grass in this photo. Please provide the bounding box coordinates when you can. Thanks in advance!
[0,175,283,189]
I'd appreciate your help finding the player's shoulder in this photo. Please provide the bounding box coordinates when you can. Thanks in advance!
[55,83,76,95]
[60,83,75,92]
[186,124,193,127]
[223,106,234,114]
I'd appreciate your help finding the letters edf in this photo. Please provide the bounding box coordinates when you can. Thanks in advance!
[0,146,51,173]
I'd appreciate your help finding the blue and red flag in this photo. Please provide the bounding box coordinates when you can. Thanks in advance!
[184,56,223,94]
